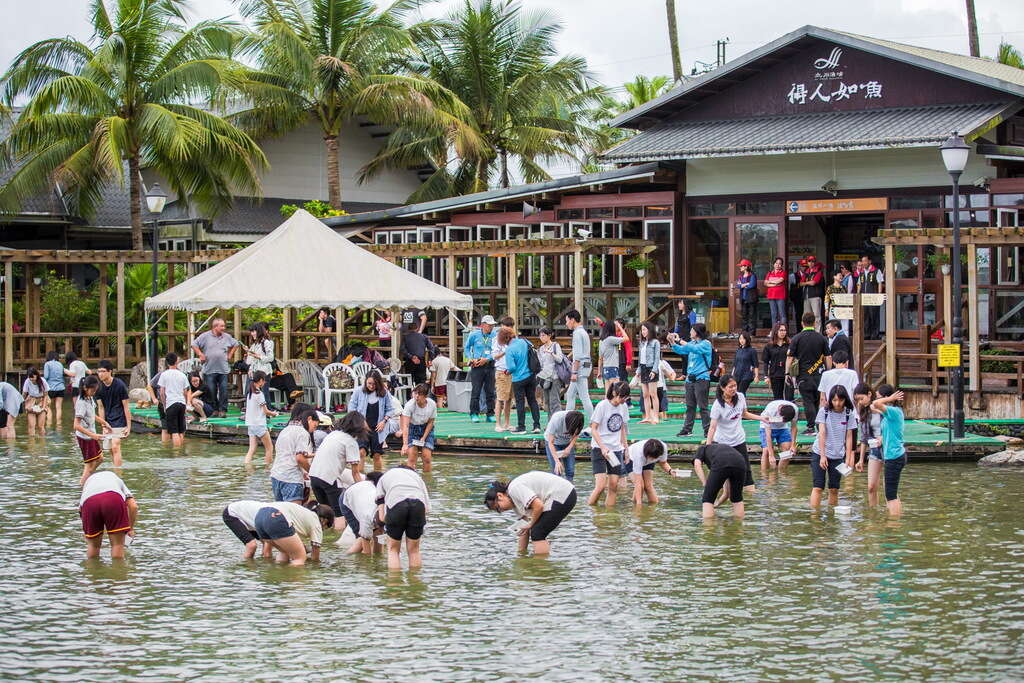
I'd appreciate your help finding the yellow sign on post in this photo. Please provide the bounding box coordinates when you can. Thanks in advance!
[938,344,961,367]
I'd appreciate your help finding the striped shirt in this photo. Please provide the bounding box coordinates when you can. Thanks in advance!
[811,406,858,459]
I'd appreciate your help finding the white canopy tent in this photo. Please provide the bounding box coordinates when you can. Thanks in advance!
[144,209,473,361]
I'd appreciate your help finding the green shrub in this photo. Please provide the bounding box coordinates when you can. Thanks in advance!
[40,277,97,332]
[981,347,1019,373]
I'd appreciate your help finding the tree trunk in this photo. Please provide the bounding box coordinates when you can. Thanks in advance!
[666,0,683,83]
[499,149,510,189]
[324,134,342,209]
[128,153,143,250]
[965,0,980,57]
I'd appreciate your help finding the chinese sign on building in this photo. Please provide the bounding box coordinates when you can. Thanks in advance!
[786,46,883,105]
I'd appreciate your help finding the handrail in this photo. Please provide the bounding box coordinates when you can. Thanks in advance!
[861,342,886,385]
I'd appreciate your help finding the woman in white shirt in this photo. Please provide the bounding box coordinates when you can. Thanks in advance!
[375,465,431,570]
[484,471,577,555]
[340,471,385,555]
[222,500,273,559]
[21,367,50,435]
[401,384,437,472]
[587,380,631,507]
[309,412,369,528]
[706,375,762,493]
[252,500,334,566]
[245,322,303,409]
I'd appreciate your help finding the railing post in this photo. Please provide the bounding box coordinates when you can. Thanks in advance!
[967,243,980,392]
[3,261,12,373]
[116,260,125,370]
[884,243,896,385]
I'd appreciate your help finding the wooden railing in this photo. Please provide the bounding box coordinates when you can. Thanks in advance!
[861,343,886,387]
[894,351,1024,398]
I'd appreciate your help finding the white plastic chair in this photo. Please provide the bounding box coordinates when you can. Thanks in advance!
[349,361,376,386]
[322,362,356,410]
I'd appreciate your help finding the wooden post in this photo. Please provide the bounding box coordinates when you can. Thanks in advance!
[3,261,12,373]
[233,308,242,343]
[573,248,584,315]
[942,248,952,342]
[282,308,292,362]
[391,306,401,366]
[507,255,518,324]
[638,269,649,323]
[24,270,33,343]
[335,306,344,353]
[884,243,896,384]
[448,256,457,358]
[852,294,863,372]
[116,260,126,370]
[967,243,980,392]
[98,267,108,335]
[166,266,175,353]
[187,312,196,359]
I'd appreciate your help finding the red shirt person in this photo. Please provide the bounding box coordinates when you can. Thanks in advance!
[765,256,788,326]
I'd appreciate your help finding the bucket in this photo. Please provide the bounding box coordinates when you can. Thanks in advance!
[446,378,473,413]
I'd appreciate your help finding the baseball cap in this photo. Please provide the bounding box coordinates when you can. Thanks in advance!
[737,259,752,268]
[806,255,817,262]
[480,315,497,325]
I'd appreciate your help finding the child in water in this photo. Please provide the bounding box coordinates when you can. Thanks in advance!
[872,384,906,516]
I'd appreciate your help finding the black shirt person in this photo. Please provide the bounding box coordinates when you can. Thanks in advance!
[787,312,829,435]
[825,319,853,369]
[401,329,437,385]
[693,444,748,519]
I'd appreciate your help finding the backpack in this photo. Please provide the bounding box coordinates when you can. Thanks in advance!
[526,342,542,377]
[553,352,572,385]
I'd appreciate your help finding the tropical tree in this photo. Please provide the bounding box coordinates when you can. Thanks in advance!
[233,0,472,210]
[665,0,683,82]
[360,0,599,200]
[0,0,268,249]
[577,75,672,172]
[996,42,1024,69]
[618,75,672,114]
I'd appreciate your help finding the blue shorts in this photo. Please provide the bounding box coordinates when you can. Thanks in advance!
[254,506,295,540]
[407,423,435,450]
[271,478,305,502]
[602,367,620,380]
[247,425,268,438]
[867,447,883,462]
[759,427,793,448]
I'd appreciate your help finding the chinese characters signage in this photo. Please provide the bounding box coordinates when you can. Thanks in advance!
[786,46,884,106]
[786,197,888,214]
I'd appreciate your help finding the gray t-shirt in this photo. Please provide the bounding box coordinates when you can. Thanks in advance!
[812,406,858,459]
[598,335,624,369]
[571,327,591,365]
[74,396,97,439]
[544,410,576,444]
[193,331,238,374]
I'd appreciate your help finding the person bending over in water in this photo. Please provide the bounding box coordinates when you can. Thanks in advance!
[79,470,138,559]
[543,410,584,481]
[310,412,369,530]
[252,501,334,566]
[485,471,577,556]
[222,500,274,559]
[375,465,430,570]
[692,444,747,519]
[587,380,630,507]
[340,471,385,555]
[758,399,799,471]
[625,439,679,505]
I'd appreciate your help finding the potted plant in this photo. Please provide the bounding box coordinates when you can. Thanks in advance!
[624,255,656,278]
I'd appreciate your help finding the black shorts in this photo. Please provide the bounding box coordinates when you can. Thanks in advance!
[590,447,624,476]
[810,456,843,490]
[384,498,426,540]
[530,490,577,541]
[310,476,344,515]
[639,364,656,383]
[0,410,8,429]
[222,507,257,544]
[165,403,186,434]
[722,441,755,487]
[657,387,667,413]
[884,455,907,501]
[47,389,64,399]
[702,463,747,504]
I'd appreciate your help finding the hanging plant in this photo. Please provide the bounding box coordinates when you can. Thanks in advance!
[624,255,656,272]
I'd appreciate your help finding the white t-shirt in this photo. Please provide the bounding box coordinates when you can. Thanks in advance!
[267,501,323,547]
[626,439,669,475]
[158,368,189,407]
[402,397,437,425]
[270,424,313,484]
[507,471,575,517]
[430,356,454,387]
[80,471,132,505]
[589,399,629,451]
[376,467,431,512]
[69,360,89,390]
[342,480,378,539]
[657,360,674,389]
[226,500,264,530]
[761,400,799,432]
[22,377,49,398]
[309,431,361,486]
[710,393,748,447]
[492,337,508,372]
[245,390,267,426]
[818,368,860,406]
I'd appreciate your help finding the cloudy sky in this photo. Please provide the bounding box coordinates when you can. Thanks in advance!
[2,0,1022,91]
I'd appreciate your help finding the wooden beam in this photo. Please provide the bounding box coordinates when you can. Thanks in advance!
[967,243,980,391]
[116,260,125,370]
[884,243,896,384]
[573,248,584,315]
[282,308,292,362]
[365,237,656,259]
[166,265,175,353]
[0,248,237,264]
[24,270,33,342]
[942,249,952,342]
[3,262,12,373]
[638,268,649,322]
[233,308,242,343]
[507,254,519,326]
[98,267,108,334]
[852,293,863,370]
[448,256,457,358]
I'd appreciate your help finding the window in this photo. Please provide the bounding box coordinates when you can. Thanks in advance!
[688,218,728,287]
[556,208,583,220]
[586,207,613,219]
[688,202,733,216]
[615,206,643,219]
[445,227,472,288]
[586,222,622,287]
[645,205,673,217]
[476,225,502,288]
[506,224,530,286]
[993,193,1024,207]
[537,223,566,287]
[891,195,941,209]
[736,201,784,215]
[643,220,672,287]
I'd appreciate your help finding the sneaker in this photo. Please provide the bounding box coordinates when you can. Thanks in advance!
[471,415,480,423]
[677,429,692,437]
[532,427,542,434]
[801,427,817,436]
[486,415,496,423]
[510,427,527,434]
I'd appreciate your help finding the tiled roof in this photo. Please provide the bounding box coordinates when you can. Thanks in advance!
[601,102,1012,163]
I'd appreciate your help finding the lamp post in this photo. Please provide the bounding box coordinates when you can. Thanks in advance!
[145,183,167,379]
[940,132,970,438]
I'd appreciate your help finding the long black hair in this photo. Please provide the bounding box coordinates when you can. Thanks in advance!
[715,374,738,407]
[853,382,874,434]
[26,366,44,392]
[599,320,617,341]
[334,411,370,441]
[484,480,509,510]
[826,385,854,413]
[251,322,271,351]
[363,369,387,398]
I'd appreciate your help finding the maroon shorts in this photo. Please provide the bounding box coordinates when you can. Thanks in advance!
[78,436,102,463]
[80,491,131,538]
[433,385,447,397]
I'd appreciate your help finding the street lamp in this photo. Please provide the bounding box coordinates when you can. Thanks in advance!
[940,132,969,438]
[146,183,167,378]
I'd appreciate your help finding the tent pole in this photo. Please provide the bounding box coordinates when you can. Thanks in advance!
[335,306,344,355]
[187,312,196,359]
[233,308,241,343]
[448,256,457,357]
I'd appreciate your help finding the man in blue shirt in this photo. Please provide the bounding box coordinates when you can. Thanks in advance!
[669,323,713,437]
[505,329,541,434]
[463,314,497,423]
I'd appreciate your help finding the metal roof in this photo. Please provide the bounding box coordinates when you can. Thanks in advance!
[601,102,1016,163]
[322,162,667,228]
[611,25,1024,130]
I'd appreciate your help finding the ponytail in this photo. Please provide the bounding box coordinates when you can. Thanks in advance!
[483,480,509,509]
[250,370,268,393]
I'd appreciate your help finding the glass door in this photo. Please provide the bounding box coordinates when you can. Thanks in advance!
[891,245,940,338]
[729,218,783,333]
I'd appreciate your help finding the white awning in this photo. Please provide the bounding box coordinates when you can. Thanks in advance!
[144,209,473,312]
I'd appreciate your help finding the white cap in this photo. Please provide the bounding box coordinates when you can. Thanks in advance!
[315,411,333,425]
[480,315,497,325]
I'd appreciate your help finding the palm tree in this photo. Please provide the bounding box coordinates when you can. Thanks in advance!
[996,42,1024,69]
[618,75,672,114]
[0,0,267,249]
[360,0,598,199]
[665,0,683,82]
[233,0,471,209]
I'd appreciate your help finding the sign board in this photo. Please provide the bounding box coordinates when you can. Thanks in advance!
[938,344,961,368]
[833,253,860,263]
[861,293,886,306]
[786,197,888,214]
[486,253,509,258]
[832,306,854,320]
[831,293,854,307]
[607,247,633,256]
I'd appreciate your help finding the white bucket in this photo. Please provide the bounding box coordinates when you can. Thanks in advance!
[834,505,852,515]
[835,462,853,476]
[671,468,692,478]
[778,450,794,460]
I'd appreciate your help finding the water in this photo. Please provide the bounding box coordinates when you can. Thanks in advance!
[2,419,1023,682]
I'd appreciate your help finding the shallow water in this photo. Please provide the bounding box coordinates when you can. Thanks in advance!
[1,417,1023,682]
